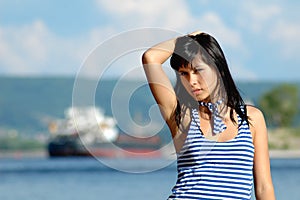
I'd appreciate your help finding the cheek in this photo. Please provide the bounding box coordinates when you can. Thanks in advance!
[179,77,189,90]
[201,71,218,89]
[179,78,194,95]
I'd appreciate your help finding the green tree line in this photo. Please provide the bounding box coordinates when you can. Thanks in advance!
[259,83,299,127]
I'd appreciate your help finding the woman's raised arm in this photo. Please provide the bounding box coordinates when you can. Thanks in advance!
[142,38,178,121]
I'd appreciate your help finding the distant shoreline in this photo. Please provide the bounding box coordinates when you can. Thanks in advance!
[0,150,48,159]
[1,149,300,159]
[269,150,300,159]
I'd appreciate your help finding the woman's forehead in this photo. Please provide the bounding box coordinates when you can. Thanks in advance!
[178,57,208,69]
[191,54,207,66]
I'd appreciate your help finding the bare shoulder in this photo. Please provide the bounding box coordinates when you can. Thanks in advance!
[245,105,267,141]
[246,105,265,123]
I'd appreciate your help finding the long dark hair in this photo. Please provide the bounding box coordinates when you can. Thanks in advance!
[170,33,248,127]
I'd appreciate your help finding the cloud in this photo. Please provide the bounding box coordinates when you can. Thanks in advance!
[96,0,247,54]
[94,0,253,79]
[95,0,244,50]
[238,2,281,33]
[0,0,250,80]
[269,20,300,60]
[1,0,296,81]
[0,20,49,74]
[0,20,117,76]
[95,0,192,30]
[0,1,252,81]
[0,20,66,75]
[77,28,180,79]
[197,12,244,50]
[237,1,300,61]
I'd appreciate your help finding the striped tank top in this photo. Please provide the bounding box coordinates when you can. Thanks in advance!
[168,107,254,200]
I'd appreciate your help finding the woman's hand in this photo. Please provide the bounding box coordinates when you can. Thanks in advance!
[188,30,203,36]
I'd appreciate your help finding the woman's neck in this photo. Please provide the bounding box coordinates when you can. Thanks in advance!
[198,106,211,119]
[198,104,230,120]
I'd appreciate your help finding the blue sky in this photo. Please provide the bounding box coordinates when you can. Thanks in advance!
[0,0,299,81]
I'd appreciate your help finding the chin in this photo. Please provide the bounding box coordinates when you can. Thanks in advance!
[197,96,210,102]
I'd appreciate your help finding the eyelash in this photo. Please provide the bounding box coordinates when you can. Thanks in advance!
[195,68,203,72]
[179,69,203,75]
[179,71,188,76]
[178,67,205,76]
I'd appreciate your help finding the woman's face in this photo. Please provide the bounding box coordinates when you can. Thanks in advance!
[178,54,218,102]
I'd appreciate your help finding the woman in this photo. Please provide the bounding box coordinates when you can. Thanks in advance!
[142,31,275,199]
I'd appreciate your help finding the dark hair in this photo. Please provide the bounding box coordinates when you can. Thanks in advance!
[170,33,248,126]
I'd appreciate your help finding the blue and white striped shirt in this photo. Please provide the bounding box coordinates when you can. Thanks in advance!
[169,108,254,199]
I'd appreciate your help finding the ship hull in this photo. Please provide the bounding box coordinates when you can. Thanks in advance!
[47,134,162,158]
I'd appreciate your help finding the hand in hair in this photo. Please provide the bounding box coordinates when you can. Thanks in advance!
[188,30,202,36]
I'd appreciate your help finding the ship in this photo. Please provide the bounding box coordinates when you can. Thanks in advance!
[47,106,163,158]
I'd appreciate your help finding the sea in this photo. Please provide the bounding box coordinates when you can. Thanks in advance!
[0,157,299,200]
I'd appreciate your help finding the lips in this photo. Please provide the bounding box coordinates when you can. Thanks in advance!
[192,88,202,95]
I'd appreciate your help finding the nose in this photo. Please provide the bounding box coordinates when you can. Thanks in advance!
[189,73,198,86]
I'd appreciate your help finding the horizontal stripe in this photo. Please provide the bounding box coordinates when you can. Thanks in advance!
[178,158,253,166]
[169,108,254,199]
[179,149,254,158]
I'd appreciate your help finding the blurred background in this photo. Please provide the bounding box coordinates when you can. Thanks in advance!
[0,0,299,199]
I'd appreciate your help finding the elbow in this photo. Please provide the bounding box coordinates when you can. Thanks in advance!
[142,50,151,65]
[255,185,276,200]
[142,53,147,65]
[142,49,160,65]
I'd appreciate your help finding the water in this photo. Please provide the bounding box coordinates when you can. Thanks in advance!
[0,157,299,200]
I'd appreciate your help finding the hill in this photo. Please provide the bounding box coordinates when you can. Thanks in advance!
[0,76,299,139]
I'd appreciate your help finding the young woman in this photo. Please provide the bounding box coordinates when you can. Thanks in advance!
[142,31,275,199]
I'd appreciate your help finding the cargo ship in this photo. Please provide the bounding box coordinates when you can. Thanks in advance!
[47,107,162,158]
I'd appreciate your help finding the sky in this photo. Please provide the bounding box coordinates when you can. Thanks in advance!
[0,0,299,81]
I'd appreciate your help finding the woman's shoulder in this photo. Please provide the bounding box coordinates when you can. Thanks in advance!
[245,104,265,124]
[244,105,268,142]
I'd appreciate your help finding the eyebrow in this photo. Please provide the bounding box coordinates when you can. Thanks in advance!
[177,68,188,72]
[192,63,207,68]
